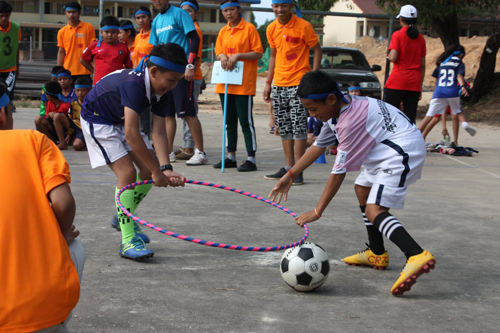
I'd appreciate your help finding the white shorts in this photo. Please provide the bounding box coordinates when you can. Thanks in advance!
[426,97,462,117]
[355,170,407,209]
[80,116,152,168]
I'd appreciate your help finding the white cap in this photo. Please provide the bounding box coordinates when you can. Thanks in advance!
[397,4,417,19]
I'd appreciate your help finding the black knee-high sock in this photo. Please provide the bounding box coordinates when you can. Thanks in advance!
[360,205,385,255]
[373,212,423,259]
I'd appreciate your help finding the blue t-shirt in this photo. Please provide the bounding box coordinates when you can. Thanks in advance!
[62,88,77,103]
[81,69,168,125]
[149,5,196,57]
[432,57,465,99]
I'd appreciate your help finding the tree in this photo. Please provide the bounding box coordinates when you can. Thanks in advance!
[250,12,258,27]
[375,0,500,48]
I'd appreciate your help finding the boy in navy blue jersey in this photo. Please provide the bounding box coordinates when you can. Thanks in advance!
[419,44,476,144]
[80,43,187,260]
[56,69,77,102]
[149,0,208,166]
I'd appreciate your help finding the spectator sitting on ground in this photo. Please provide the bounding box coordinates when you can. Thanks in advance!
[56,68,77,102]
[64,77,92,151]
[34,81,71,150]
[40,65,64,116]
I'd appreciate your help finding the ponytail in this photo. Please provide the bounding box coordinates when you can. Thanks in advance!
[402,17,419,39]
[436,44,466,66]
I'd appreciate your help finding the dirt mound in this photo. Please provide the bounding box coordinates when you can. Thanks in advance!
[328,35,499,90]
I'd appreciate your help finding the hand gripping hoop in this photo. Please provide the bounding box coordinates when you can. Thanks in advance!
[116,180,309,251]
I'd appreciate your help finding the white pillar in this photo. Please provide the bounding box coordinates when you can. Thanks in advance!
[363,18,367,36]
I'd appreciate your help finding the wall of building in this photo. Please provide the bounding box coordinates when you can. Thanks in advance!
[323,0,363,45]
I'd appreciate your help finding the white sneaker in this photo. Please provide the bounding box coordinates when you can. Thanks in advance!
[464,126,476,137]
[169,152,176,163]
[186,149,208,166]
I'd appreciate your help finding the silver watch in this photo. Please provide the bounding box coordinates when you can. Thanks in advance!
[186,63,195,70]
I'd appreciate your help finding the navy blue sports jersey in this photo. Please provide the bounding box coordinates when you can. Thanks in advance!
[81,69,168,125]
[432,57,465,99]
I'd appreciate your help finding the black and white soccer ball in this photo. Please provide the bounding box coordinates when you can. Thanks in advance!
[280,242,330,292]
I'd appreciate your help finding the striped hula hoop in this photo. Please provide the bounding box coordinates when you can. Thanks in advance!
[116,179,309,251]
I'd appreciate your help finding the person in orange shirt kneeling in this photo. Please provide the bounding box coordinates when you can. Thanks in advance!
[0,78,84,332]
[213,0,263,171]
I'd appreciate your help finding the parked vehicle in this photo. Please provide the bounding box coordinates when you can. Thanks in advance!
[310,46,382,99]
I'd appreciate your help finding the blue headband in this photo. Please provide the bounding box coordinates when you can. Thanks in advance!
[443,50,464,64]
[51,74,57,77]
[300,87,350,104]
[97,25,119,47]
[119,25,134,30]
[271,0,302,18]
[135,10,151,17]
[134,55,186,74]
[75,84,92,89]
[348,86,361,91]
[43,86,64,101]
[0,92,10,108]
[181,1,198,11]
[57,73,72,79]
[65,6,79,11]
[220,2,242,17]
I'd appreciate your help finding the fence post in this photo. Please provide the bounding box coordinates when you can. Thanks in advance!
[211,42,214,65]
[29,36,32,61]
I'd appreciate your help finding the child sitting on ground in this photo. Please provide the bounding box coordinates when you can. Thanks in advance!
[56,68,77,102]
[64,77,92,151]
[80,16,133,85]
[34,81,71,150]
[40,65,64,116]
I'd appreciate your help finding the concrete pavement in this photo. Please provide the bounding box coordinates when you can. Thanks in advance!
[11,107,500,333]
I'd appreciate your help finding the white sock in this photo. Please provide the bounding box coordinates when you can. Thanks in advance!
[247,156,256,164]
[285,166,292,171]
[461,121,469,129]
[228,154,236,162]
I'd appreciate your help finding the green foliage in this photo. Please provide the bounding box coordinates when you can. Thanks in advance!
[375,0,500,28]
[296,0,336,12]
[250,12,258,27]
[257,18,271,50]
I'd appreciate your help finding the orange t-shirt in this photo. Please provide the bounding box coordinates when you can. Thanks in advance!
[57,21,96,76]
[132,28,154,68]
[0,130,80,332]
[0,21,21,72]
[215,18,263,96]
[266,15,318,87]
[194,21,203,81]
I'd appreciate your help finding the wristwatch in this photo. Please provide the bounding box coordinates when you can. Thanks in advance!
[160,164,173,171]
[186,63,195,70]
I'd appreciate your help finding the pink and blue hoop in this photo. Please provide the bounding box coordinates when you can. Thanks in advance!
[116,179,309,251]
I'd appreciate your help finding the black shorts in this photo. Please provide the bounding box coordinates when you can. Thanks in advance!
[165,78,196,118]
[67,118,85,141]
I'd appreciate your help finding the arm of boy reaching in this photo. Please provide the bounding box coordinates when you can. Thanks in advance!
[184,30,200,81]
[124,107,185,187]
[296,172,345,227]
[268,145,326,204]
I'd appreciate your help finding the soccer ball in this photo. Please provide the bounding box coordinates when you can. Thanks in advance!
[280,242,330,292]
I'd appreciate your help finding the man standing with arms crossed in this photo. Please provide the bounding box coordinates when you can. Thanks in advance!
[263,0,322,185]
[57,1,95,83]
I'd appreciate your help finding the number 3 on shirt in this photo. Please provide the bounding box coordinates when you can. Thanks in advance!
[438,69,455,87]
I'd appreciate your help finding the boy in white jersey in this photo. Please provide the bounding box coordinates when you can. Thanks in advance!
[268,70,436,296]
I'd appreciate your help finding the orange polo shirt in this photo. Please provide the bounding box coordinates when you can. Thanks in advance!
[215,18,263,96]
[194,21,203,81]
[266,15,318,87]
[0,130,80,332]
[57,21,96,76]
[0,21,21,72]
[132,28,154,68]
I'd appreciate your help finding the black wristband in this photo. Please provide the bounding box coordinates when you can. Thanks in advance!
[160,164,173,171]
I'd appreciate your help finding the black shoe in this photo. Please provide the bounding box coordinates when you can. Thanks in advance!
[292,172,303,185]
[213,158,237,169]
[237,160,257,172]
[448,141,457,149]
[264,167,287,180]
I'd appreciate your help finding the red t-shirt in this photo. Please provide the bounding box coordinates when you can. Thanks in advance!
[81,40,133,85]
[385,27,426,92]
[45,100,71,117]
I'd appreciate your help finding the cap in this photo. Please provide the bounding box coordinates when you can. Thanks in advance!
[397,4,417,19]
